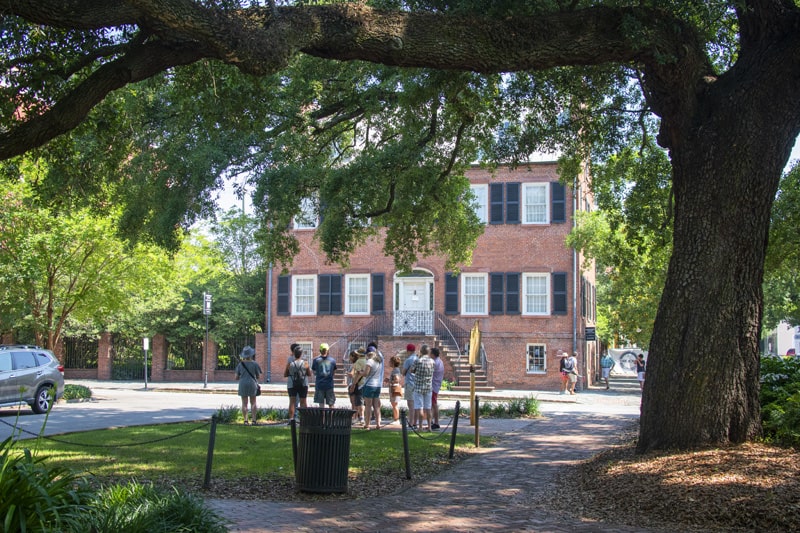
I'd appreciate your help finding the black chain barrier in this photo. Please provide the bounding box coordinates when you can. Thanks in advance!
[0,416,212,448]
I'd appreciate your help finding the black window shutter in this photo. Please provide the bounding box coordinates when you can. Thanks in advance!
[277,275,290,315]
[553,272,568,315]
[330,274,342,314]
[371,273,385,314]
[318,275,331,315]
[445,272,459,315]
[319,274,341,315]
[490,273,504,315]
[506,273,520,314]
[551,182,566,223]
[506,182,520,224]
[490,183,504,224]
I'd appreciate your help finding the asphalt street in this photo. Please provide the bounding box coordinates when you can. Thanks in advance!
[0,379,641,441]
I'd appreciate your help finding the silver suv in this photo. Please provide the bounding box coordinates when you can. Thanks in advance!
[0,345,65,413]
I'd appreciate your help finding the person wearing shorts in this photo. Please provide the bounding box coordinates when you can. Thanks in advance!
[402,344,418,428]
[284,345,310,422]
[361,345,384,430]
[430,347,444,429]
[312,343,337,407]
[411,344,435,431]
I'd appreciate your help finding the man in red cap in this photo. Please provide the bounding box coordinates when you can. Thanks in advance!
[401,343,418,429]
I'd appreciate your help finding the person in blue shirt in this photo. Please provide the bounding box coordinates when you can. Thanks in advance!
[311,343,337,408]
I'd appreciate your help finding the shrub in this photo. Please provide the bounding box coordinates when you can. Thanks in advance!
[760,354,800,447]
[477,395,539,418]
[62,384,92,401]
[83,481,227,533]
[0,437,93,532]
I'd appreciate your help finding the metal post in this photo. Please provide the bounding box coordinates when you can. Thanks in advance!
[143,337,149,390]
[448,400,461,459]
[204,313,209,388]
[203,415,217,489]
[401,409,411,479]
[474,394,480,448]
[203,292,212,389]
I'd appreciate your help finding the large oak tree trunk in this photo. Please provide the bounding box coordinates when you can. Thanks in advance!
[638,83,797,450]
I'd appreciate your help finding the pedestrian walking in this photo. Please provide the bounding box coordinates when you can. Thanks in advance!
[635,353,646,390]
[600,352,615,390]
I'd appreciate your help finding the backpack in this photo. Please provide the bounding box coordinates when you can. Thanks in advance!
[291,360,306,385]
[562,357,575,373]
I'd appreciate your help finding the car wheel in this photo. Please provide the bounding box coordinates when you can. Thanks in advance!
[32,385,53,414]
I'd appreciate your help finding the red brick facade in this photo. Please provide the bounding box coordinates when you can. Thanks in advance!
[265,162,597,390]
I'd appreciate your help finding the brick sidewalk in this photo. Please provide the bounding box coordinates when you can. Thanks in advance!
[206,412,651,532]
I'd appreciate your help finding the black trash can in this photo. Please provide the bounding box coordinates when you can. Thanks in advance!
[295,408,355,493]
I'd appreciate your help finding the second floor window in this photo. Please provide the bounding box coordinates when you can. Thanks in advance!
[522,183,548,224]
[293,275,316,315]
[462,273,487,315]
[346,274,370,315]
[523,273,549,315]
[470,184,488,224]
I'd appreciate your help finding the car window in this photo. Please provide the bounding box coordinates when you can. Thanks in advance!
[35,352,52,365]
[12,351,38,369]
[0,353,11,372]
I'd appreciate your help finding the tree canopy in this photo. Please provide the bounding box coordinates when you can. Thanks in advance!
[3,1,800,451]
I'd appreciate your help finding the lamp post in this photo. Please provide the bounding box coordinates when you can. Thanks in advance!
[143,337,149,390]
[203,292,212,388]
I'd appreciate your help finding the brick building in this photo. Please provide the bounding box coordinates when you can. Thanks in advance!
[263,161,597,391]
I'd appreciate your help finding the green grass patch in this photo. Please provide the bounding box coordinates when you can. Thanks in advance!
[23,419,482,487]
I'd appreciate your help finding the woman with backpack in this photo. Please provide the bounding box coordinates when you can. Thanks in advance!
[284,345,311,423]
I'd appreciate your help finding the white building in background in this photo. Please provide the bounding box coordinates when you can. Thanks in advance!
[763,321,799,356]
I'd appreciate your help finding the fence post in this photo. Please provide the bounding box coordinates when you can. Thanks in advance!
[203,416,217,489]
[448,400,461,459]
[401,409,412,479]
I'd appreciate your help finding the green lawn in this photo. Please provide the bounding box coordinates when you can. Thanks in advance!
[22,421,479,485]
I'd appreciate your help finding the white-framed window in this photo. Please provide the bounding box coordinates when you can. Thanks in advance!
[470,184,488,224]
[461,273,487,315]
[527,343,546,373]
[292,275,317,315]
[345,274,370,315]
[523,273,550,315]
[293,196,318,229]
[296,342,313,365]
[522,183,549,224]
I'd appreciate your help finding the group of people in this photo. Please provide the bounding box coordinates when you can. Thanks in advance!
[400,343,445,431]
[235,339,448,430]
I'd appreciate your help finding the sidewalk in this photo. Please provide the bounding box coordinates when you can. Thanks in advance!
[204,414,645,532]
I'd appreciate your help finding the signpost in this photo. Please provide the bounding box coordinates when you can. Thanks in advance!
[143,337,149,390]
[203,292,212,389]
[468,320,481,427]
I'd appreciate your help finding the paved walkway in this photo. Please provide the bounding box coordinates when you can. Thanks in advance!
[205,411,645,532]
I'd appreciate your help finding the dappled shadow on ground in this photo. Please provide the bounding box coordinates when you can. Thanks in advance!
[547,431,800,533]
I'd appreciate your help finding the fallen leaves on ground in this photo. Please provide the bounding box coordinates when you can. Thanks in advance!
[547,426,800,532]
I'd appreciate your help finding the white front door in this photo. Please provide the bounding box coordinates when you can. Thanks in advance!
[401,281,428,311]
[394,276,434,335]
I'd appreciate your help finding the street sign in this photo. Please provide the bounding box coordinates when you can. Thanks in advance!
[203,293,212,315]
